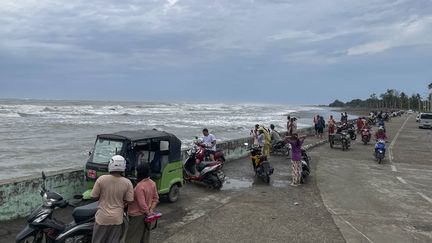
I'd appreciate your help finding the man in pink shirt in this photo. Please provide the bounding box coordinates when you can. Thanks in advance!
[126,163,159,243]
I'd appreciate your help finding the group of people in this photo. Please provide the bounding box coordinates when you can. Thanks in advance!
[250,119,306,187]
[313,115,326,139]
[91,156,159,243]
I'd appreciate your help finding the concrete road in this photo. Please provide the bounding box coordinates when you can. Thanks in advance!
[1,136,345,243]
[315,115,432,243]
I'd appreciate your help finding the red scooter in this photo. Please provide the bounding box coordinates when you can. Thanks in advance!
[183,143,225,189]
[361,127,371,145]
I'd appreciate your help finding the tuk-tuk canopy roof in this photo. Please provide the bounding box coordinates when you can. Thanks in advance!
[98,130,182,161]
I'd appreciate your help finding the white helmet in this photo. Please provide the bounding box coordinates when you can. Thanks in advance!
[108,155,126,173]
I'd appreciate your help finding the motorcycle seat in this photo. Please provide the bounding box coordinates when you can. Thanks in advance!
[73,202,98,224]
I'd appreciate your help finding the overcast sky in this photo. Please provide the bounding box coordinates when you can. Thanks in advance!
[0,0,431,104]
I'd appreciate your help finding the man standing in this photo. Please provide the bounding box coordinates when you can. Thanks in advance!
[91,155,134,243]
[202,128,217,161]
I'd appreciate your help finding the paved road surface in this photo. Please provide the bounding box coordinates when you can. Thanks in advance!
[315,115,432,243]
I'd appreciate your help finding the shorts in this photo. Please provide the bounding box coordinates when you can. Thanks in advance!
[318,127,324,134]
[205,150,215,157]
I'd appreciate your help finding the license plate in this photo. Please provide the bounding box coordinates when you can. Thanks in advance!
[87,169,97,179]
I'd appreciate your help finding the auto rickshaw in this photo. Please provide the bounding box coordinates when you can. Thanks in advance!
[82,130,183,202]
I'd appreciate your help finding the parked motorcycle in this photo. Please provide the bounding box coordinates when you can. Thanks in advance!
[16,172,96,243]
[329,129,351,151]
[346,123,357,140]
[300,149,311,184]
[374,140,386,164]
[271,140,290,156]
[183,144,225,189]
[361,128,371,145]
[246,143,274,183]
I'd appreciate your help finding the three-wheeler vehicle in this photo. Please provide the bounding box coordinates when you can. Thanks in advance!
[82,130,183,202]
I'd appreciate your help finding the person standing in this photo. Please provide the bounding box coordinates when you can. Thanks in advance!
[126,163,159,243]
[251,124,260,146]
[313,115,319,137]
[286,115,291,133]
[328,115,336,140]
[317,116,325,139]
[91,155,134,243]
[286,134,305,186]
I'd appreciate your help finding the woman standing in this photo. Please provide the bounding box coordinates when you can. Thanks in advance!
[126,163,159,243]
[286,134,306,186]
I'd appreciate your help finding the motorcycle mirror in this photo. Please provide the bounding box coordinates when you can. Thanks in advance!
[42,171,46,181]
[88,151,92,156]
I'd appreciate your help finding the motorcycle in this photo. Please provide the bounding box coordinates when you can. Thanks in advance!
[271,140,290,156]
[16,172,96,243]
[346,123,357,140]
[246,144,274,183]
[300,149,311,184]
[183,143,225,189]
[374,140,386,164]
[361,128,371,145]
[329,128,351,151]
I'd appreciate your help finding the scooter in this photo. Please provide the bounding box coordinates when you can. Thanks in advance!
[192,137,226,166]
[361,128,371,145]
[16,172,96,243]
[246,144,274,183]
[374,140,386,164]
[346,123,357,140]
[183,144,225,189]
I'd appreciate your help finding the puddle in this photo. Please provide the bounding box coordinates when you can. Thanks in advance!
[272,179,291,188]
[222,178,253,190]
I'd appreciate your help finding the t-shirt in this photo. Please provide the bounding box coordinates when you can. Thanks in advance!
[128,178,159,217]
[287,139,304,161]
[271,130,281,141]
[202,134,217,151]
[91,174,134,225]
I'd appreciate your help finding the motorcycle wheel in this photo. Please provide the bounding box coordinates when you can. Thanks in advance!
[378,158,382,164]
[167,184,180,203]
[18,233,43,243]
[351,134,357,140]
[209,174,223,190]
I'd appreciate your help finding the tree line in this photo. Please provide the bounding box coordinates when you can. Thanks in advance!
[329,83,432,111]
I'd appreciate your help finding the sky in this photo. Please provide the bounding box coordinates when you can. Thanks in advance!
[0,0,431,104]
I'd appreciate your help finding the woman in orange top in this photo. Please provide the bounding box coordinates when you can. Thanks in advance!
[126,163,159,243]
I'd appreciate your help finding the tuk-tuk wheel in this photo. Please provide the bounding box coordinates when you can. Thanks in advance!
[167,184,180,203]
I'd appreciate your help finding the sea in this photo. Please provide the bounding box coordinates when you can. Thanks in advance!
[0,99,346,181]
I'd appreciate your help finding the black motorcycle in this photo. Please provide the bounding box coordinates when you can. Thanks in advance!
[300,149,311,184]
[346,124,357,140]
[16,172,97,243]
[271,140,290,156]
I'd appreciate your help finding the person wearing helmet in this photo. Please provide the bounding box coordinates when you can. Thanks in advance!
[91,155,134,243]
[375,126,387,140]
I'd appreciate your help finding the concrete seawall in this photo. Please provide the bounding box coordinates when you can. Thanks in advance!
[0,126,317,221]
